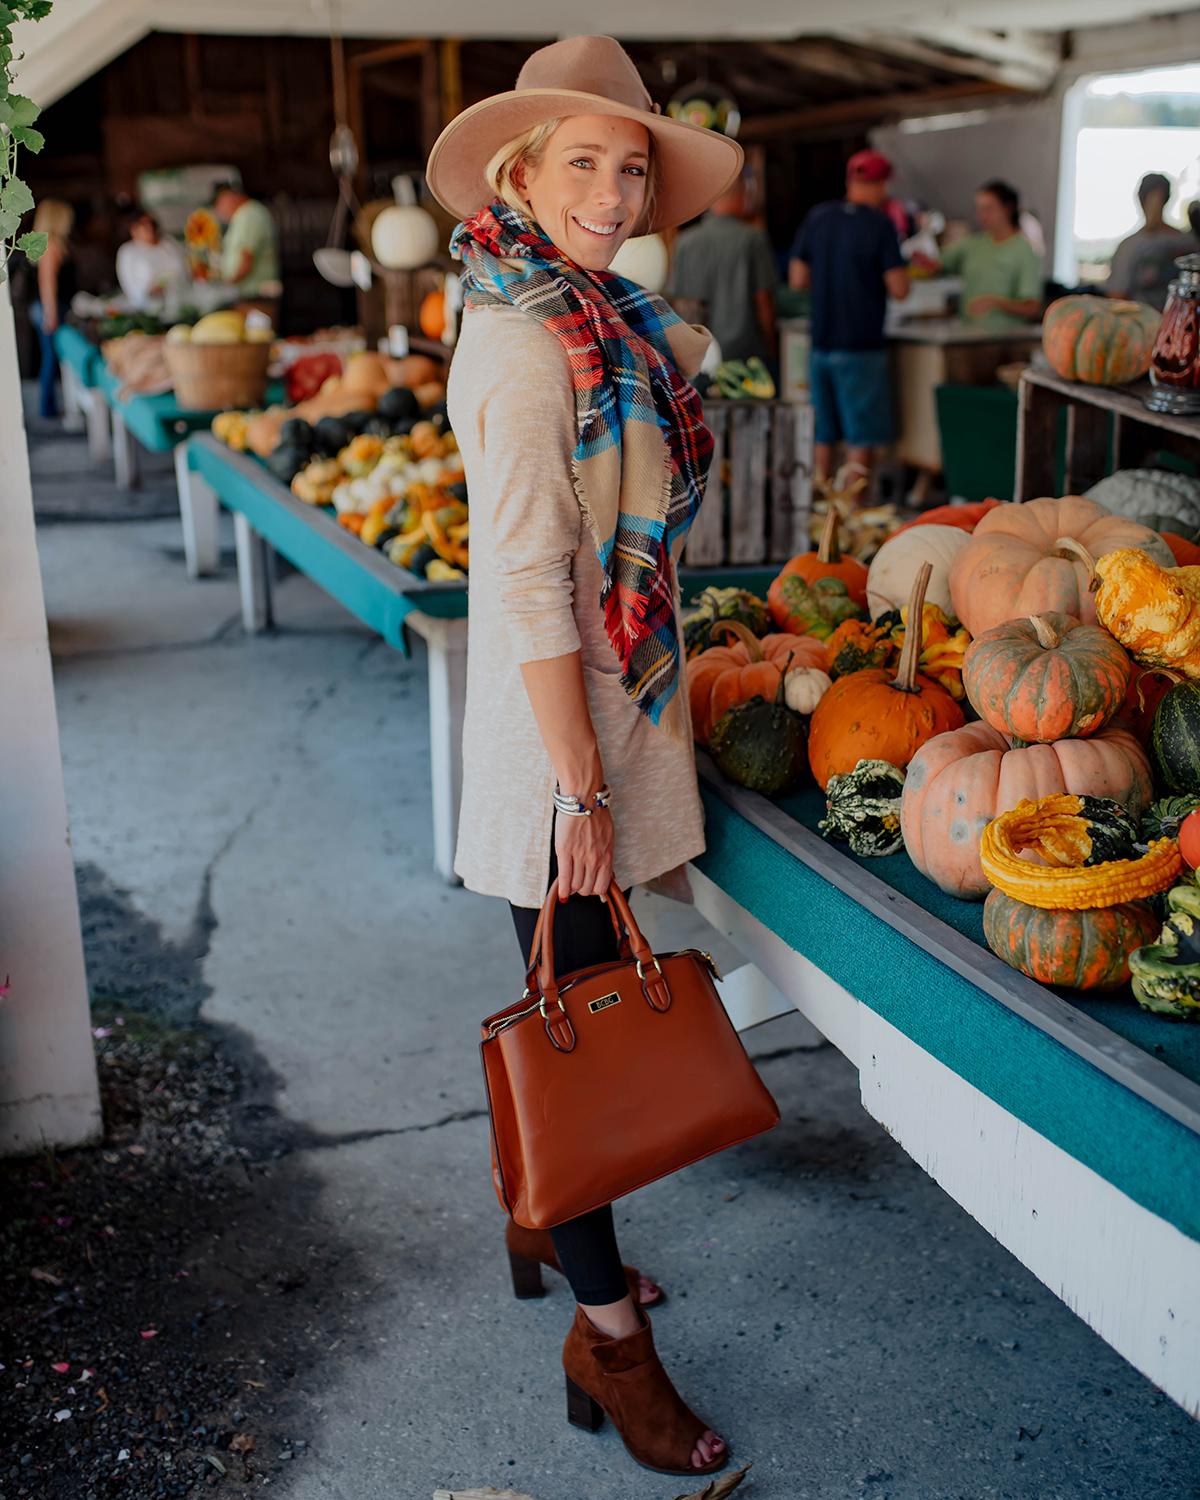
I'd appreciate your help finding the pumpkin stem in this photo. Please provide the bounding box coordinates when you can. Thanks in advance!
[1053,536,1100,593]
[890,562,932,695]
[1028,614,1061,650]
[816,504,842,565]
[774,650,796,711]
[1134,666,1186,712]
[710,618,765,660]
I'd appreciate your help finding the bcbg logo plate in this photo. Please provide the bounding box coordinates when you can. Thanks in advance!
[589,992,621,1014]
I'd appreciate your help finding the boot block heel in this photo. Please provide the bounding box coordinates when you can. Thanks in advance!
[565,1375,604,1433]
[508,1249,545,1300]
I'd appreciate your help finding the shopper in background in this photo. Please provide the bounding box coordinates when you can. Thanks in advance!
[787,149,909,491]
[939,180,1041,328]
[115,210,190,310]
[667,174,778,362]
[213,183,281,321]
[29,198,76,420]
[1106,172,1193,313]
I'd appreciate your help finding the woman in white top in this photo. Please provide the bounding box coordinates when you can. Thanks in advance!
[115,212,189,310]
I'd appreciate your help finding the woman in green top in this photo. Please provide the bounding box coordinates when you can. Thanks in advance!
[939,180,1042,328]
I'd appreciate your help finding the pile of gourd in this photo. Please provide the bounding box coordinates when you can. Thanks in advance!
[211,351,466,581]
[697,470,1200,1013]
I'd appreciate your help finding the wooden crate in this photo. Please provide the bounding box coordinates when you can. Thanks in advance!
[684,399,814,567]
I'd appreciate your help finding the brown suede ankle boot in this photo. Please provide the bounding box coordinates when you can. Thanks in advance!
[561,1303,727,1477]
[504,1220,662,1306]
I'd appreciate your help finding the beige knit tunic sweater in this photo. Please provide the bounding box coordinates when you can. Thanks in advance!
[448,302,709,908]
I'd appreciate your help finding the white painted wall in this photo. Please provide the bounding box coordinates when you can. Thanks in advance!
[0,293,101,1155]
[871,96,1064,270]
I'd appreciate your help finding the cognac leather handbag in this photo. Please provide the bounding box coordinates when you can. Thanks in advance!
[480,883,780,1229]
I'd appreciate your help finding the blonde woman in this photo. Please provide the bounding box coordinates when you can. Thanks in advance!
[428,36,741,1479]
[30,198,75,419]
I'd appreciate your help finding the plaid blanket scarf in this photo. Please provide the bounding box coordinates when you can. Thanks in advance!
[451,200,713,740]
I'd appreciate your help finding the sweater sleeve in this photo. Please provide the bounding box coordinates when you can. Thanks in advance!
[478,337,584,664]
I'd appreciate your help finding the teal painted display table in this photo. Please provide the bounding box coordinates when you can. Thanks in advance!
[690,757,1200,1418]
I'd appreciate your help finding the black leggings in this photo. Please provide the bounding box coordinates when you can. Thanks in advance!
[510,872,630,1307]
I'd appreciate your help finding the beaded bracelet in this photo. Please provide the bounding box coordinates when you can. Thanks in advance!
[553,782,613,818]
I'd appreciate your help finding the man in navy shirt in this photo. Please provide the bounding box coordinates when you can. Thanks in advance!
[788,150,909,494]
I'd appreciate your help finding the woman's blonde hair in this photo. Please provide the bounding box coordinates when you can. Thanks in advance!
[33,198,74,243]
[484,118,659,237]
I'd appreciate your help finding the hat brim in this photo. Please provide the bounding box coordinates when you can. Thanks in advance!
[426,88,744,235]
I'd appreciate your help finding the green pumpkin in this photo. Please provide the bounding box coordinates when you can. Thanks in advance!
[819,758,905,857]
[1150,681,1200,794]
[776,574,864,641]
[683,587,770,658]
[1129,882,1200,1020]
[1073,796,1139,865]
[1141,794,1200,842]
[709,669,808,796]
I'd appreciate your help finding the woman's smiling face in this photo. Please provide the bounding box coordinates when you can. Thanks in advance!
[514,114,650,270]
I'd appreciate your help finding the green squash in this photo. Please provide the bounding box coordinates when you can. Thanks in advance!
[1074,796,1139,865]
[819,758,905,857]
[709,669,808,796]
[1150,681,1200,794]
[683,587,770,658]
[1129,882,1200,1020]
[1085,468,1200,542]
[985,891,1160,992]
[776,574,864,641]
[1141,794,1200,842]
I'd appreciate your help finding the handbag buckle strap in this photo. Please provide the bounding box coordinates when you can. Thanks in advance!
[637,955,672,1013]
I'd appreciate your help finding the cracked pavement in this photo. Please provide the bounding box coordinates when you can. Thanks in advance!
[35,499,1200,1499]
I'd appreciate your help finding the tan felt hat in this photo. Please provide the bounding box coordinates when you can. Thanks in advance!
[426,35,744,235]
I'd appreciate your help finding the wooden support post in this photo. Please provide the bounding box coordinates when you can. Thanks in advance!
[439,39,462,125]
[685,404,727,565]
[111,407,140,490]
[1015,375,1061,502]
[406,611,467,884]
[59,360,86,434]
[728,404,770,564]
[233,511,272,633]
[81,386,111,463]
[175,444,221,578]
[0,287,100,1154]
[421,42,441,158]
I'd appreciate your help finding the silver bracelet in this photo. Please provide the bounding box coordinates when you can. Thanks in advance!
[553,782,612,817]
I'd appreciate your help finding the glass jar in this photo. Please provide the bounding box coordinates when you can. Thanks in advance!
[1146,254,1200,414]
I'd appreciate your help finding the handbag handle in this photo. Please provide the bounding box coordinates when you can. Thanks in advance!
[523,894,632,994]
[529,883,672,1051]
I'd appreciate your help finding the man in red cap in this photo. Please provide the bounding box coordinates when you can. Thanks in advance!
[788,149,910,494]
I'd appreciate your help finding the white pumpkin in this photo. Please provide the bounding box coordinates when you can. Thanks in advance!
[608,233,669,293]
[783,666,831,716]
[372,178,440,270]
[866,524,969,621]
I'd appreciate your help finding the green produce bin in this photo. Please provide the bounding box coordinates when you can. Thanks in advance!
[935,383,1018,503]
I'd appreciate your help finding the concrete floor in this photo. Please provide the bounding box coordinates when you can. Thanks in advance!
[33,418,1200,1499]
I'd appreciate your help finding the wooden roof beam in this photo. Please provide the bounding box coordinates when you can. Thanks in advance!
[755,39,921,93]
[737,78,1025,141]
[841,26,1059,92]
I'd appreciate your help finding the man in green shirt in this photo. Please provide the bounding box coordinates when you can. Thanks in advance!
[938,180,1041,329]
[214,185,281,318]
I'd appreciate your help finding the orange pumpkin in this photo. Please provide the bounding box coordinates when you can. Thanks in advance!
[900,719,1154,900]
[961,612,1132,743]
[768,507,869,627]
[807,563,965,789]
[1042,295,1161,386]
[419,290,447,339]
[948,495,1175,638]
[893,499,1000,535]
[824,618,892,678]
[688,621,826,744]
[1163,531,1200,567]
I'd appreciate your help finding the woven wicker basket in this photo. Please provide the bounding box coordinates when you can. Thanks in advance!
[165,342,270,410]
